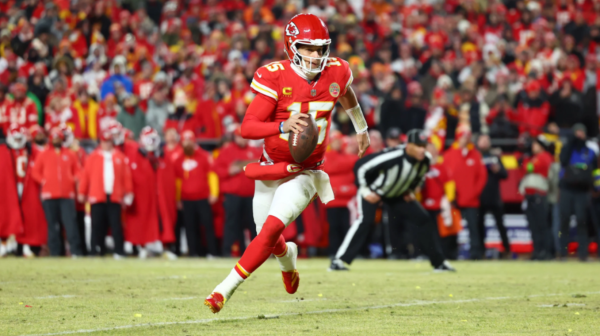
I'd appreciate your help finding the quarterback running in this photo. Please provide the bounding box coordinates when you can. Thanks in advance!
[205,13,370,313]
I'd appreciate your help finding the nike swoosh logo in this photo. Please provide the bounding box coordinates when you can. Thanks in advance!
[257,73,262,78]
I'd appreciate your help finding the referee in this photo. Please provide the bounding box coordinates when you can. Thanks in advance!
[330,129,455,272]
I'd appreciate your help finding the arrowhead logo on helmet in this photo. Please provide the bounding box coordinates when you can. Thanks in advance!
[285,22,299,36]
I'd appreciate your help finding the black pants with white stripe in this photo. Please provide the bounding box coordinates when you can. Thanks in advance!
[335,197,445,268]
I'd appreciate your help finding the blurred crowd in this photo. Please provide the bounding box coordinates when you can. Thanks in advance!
[1,0,600,260]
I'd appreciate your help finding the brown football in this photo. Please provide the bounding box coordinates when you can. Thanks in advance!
[288,114,318,163]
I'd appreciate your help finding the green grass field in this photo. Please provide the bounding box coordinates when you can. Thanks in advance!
[1,258,599,336]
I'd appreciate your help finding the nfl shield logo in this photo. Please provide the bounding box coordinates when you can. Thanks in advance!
[311,89,317,97]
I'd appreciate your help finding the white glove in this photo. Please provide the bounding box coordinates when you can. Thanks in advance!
[123,193,134,206]
[440,196,452,227]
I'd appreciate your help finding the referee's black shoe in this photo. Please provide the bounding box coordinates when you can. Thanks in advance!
[328,259,349,271]
[433,260,456,273]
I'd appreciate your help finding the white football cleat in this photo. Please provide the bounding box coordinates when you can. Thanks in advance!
[138,247,148,259]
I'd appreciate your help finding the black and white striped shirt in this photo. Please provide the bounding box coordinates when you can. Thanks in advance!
[354,145,431,199]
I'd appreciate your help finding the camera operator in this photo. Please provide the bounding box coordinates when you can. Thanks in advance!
[558,124,598,261]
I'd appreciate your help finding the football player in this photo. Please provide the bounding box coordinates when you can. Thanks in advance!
[205,14,370,313]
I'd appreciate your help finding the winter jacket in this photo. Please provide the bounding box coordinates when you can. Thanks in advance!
[174,149,214,201]
[116,106,146,139]
[520,151,554,195]
[213,142,261,197]
[443,144,488,208]
[146,99,172,138]
[78,149,133,204]
[479,151,508,206]
[549,90,583,129]
[32,147,80,200]
[323,150,358,208]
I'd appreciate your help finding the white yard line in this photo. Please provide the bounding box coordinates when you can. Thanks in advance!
[537,303,586,308]
[33,295,76,299]
[22,291,600,336]
[158,297,198,301]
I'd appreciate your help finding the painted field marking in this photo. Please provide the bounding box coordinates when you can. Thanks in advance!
[22,291,600,336]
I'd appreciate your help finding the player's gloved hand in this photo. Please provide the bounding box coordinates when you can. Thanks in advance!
[283,113,309,134]
[357,131,370,158]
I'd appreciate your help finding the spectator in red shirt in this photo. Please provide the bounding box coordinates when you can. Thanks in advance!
[174,130,218,257]
[421,141,456,255]
[323,130,358,259]
[514,81,550,136]
[0,84,9,137]
[96,94,119,137]
[214,126,262,256]
[6,83,38,130]
[133,61,156,112]
[520,135,554,260]
[32,127,82,256]
[443,128,488,260]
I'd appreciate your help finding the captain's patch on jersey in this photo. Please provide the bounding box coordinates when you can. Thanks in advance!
[329,83,340,97]
[285,22,299,36]
[283,87,293,97]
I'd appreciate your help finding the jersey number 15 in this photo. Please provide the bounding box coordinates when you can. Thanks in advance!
[280,102,334,145]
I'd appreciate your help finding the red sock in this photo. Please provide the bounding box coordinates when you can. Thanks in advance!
[272,236,287,258]
[235,216,285,278]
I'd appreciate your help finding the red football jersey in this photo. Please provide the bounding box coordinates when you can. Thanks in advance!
[249,58,353,167]
[0,98,10,135]
[6,98,38,129]
[11,148,28,184]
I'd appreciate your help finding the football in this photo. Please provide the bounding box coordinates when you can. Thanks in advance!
[289,114,318,163]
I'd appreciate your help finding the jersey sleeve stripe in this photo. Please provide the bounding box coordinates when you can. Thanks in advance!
[345,71,354,90]
[251,80,278,101]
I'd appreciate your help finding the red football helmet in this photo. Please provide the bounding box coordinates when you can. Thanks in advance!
[284,14,331,75]
[139,126,160,152]
[6,123,27,149]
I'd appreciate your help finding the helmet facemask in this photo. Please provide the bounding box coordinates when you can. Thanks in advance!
[287,41,331,76]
